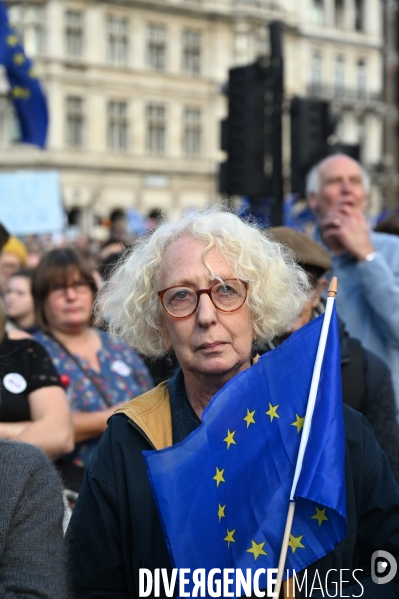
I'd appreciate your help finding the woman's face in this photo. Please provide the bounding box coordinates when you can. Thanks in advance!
[43,270,94,333]
[159,235,255,383]
[0,253,23,292]
[4,276,34,320]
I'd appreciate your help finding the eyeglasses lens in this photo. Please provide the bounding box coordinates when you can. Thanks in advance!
[50,280,90,296]
[163,279,246,317]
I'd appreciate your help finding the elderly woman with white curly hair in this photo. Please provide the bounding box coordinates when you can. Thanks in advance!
[66,208,399,599]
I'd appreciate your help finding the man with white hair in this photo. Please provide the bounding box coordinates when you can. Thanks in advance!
[307,153,399,411]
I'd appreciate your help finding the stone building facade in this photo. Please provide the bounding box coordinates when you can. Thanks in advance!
[381,0,399,210]
[0,0,389,231]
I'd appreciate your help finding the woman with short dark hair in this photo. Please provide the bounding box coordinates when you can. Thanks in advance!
[32,248,153,489]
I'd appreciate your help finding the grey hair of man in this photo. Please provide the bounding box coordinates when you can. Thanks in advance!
[306,155,371,200]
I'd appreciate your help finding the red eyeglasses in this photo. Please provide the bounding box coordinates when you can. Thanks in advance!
[158,279,248,319]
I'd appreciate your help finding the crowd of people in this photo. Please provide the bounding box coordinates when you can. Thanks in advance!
[0,154,399,598]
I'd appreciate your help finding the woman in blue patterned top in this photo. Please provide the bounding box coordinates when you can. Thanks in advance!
[32,248,153,483]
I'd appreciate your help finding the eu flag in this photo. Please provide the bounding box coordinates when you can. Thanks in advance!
[144,304,346,594]
[0,1,48,147]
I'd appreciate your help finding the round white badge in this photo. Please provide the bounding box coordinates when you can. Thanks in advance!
[111,360,131,377]
[3,373,27,394]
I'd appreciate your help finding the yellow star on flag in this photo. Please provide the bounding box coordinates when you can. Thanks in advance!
[223,429,236,449]
[218,503,226,522]
[213,467,225,487]
[224,529,235,548]
[291,413,305,433]
[6,34,18,47]
[244,408,256,428]
[13,53,25,65]
[28,68,38,79]
[265,403,280,422]
[288,534,305,553]
[311,506,328,526]
[12,87,30,99]
[246,540,267,561]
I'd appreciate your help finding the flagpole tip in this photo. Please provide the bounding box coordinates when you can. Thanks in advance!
[327,276,338,297]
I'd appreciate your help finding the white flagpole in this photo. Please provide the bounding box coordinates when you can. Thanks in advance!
[273,277,338,599]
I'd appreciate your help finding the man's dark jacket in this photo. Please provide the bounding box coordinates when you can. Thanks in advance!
[66,383,399,599]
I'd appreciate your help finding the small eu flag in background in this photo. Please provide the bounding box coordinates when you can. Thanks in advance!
[0,0,48,147]
[144,305,346,595]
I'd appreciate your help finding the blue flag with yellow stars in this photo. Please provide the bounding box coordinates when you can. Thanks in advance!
[144,304,346,594]
[0,1,48,147]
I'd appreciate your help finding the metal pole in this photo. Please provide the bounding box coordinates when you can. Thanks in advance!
[270,21,284,226]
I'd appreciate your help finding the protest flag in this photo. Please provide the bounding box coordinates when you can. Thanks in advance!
[0,0,48,147]
[144,299,346,596]
[274,278,341,596]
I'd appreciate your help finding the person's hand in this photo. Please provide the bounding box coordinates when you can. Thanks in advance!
[320,203,375,260]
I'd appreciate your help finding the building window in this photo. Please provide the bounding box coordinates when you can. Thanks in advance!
[335,0,344,28]
[182,30,201,75]
[357,114,365,146]
[235,31,249,65]
[8,101,20,143]
[65,10,83,58]
[8,4,45,56]
[183,108,202,156]
[107,101,128,150]
[334,55,345,96]
[146,104,166,154]
[357,59,367,98]
[355,0,364,31]
[66,96,84,147]
[310,50,322,88]
[255,28,269,58]
[0,97,7,146]
[106,15,129,65]
[146,24,166,71]
[311,0,324,25]
[0,97,19,145]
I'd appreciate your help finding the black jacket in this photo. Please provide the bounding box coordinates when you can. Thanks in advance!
[339,320,399,483]
[66,402,399,599]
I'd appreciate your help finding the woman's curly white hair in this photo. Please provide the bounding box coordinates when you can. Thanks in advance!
[100,207,310,357]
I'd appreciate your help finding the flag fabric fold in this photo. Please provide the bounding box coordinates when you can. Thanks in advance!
[144,305,346,593]
[0,1,48,147]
